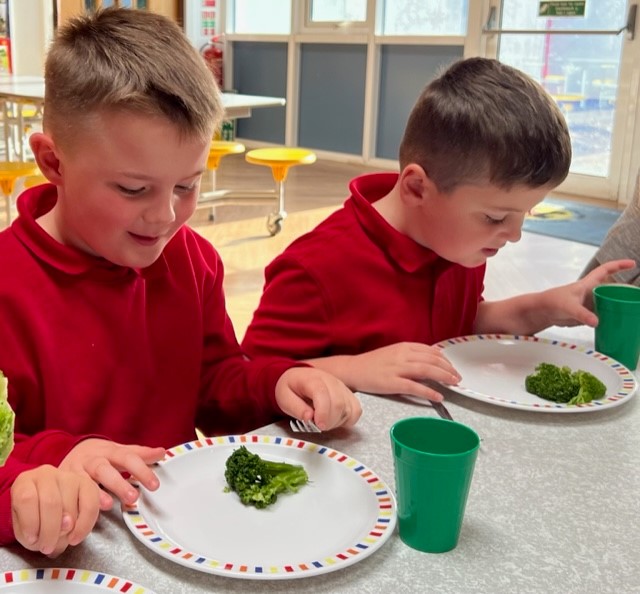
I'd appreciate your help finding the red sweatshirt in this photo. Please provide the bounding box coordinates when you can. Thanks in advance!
[243,172,485,359]
[0,184,298,544]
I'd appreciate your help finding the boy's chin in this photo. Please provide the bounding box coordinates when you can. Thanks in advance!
[454,253,490,268]
[113,249,165,270]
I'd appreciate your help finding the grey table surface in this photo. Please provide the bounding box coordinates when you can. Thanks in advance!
[1,326,639,594]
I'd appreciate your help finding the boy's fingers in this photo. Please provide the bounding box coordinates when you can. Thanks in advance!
[11,481,41,548]
[46,535,71,559]
[99,489,114,511]
[339,395,362,428]
[36,490,64,556]
[124,445,167,465]
[587,258,635,282]
[315,384,361,430]
[68,481,102,546]
[110,449,163,492]
[86,459,141,506]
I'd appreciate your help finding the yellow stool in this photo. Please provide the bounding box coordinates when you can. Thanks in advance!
[22,173,48,190]
[198,140,245,220]
[245,147,317,235]
[0,161,39,225]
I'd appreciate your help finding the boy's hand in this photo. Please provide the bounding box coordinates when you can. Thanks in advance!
[275,368,362,431]
[312,342,461,403]
[59,439,166,507]
[540,259,636,328]
[11,465,105,557]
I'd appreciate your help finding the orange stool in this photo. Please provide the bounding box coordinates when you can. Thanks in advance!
[244,148,316,235]
[198,140,245,220]
[0,161,39,225]
[22,173,48,190]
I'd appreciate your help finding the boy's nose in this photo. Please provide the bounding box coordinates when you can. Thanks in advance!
[144,196,176,224]
[503,219,523,243]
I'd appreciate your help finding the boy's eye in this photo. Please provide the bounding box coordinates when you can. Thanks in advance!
[117,185,145,196]
[176,184,196,193]
[485,215,506,225]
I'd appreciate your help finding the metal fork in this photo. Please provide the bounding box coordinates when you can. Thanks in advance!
[289,418,322,433]
[431,400,454,421]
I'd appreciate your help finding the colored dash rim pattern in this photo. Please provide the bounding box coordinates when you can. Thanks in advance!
[1,568,153,592]
[435,334,637,409]
[124,434,396,578]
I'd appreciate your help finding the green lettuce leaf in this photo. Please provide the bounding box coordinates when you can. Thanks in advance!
[0,371,14,466]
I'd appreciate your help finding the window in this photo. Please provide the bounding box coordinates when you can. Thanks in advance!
[380,0,468,36]
[230,0,291,34]
[309,0,367,24]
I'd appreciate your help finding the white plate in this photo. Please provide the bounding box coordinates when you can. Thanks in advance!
[434,334,638,412]
[0,568,155,592]
[123,435,396,580]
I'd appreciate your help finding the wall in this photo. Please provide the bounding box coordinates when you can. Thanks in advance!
[376,45,464,160]
[298,43,367,155]
[232,41,287,145]
[9,0,53,75]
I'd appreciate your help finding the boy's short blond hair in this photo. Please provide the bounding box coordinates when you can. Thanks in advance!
[43,7,221,148]
[399,57,572,193]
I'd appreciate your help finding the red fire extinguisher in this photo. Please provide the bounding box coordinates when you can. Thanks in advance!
[200,35,224,88]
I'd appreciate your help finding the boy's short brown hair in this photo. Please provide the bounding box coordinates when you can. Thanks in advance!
[399,57,571,193]
[43,7,221,147]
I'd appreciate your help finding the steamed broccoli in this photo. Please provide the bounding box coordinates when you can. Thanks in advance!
[572,370,607,405]
[224,445,309,509]
[0,371,14,466]
[525,362,606,405]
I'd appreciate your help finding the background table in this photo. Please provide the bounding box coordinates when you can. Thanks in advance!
[0,77,284,119]
[0,75,285,160]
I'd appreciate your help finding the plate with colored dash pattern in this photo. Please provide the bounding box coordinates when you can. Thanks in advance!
[123,435,396,580]
[434,334,637,412]
[0,568,156,592]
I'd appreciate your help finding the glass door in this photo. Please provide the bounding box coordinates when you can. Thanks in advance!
[481,0,636,201]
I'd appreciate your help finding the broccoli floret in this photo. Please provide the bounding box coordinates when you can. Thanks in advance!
[525,362,606,404]
[525,363,578,402]
[570,370,607,405]
[224,446,308,509]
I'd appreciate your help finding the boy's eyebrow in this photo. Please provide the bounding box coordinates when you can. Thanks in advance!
[492,206,529,213]
[118,169,205,180]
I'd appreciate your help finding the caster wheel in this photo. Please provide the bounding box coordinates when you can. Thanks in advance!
[267,214,283,236]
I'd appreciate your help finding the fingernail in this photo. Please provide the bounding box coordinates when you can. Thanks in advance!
[127,489,139,503]
[61,513,72,532]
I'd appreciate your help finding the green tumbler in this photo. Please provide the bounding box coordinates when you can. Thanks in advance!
[593,284,640,370]
[390,416,480,553]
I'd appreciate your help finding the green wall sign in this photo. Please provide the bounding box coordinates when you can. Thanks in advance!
[539,1,586,17]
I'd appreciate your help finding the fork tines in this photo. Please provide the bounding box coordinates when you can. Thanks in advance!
[289,418,322,433]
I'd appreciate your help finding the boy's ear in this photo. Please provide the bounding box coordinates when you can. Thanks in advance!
[29,132,63,184]
[400,163,439,206]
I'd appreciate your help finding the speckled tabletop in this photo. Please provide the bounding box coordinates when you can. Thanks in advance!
[2,325,639,594]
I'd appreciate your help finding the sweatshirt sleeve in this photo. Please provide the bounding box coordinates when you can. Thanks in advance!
[196,250,308,436]
[242,255,333,360]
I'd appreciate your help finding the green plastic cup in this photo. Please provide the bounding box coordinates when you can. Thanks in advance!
[389,417,480,554]
[593,284,640,370]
